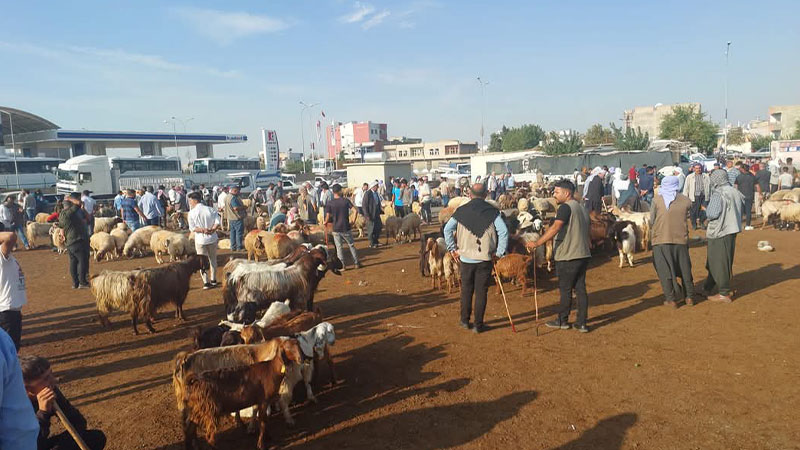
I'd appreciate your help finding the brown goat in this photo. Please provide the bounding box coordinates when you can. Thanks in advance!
[130,255,206,334]
[177,339,303,450]
[241,308,322,344]
[589,210,615,251]
[493,253,532,298]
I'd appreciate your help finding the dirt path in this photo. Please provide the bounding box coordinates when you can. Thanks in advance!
[16,225,800,449]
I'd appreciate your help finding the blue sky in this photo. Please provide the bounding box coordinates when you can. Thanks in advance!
[1,0,798,161]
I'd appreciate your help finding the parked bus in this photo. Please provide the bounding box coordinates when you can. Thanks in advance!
[0,155,62,190]
[312,159,335,176]
[185,156,262,187]
[57,155,183,199]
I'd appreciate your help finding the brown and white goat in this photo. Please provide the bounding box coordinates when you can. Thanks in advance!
[130,255,206,334]
[425,237,446,290]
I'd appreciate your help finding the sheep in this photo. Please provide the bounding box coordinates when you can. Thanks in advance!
[261,232,299,260]
[90,269,146,331]
[244,231,268,261]
[109,227,128,258]
[397,213,422,243]
[174,338,303,450]
[89,232,117,262]
[256,216,268,231]
[517,197,530,214]
[95,206,116,218]
[49,225,66,254]
[34,212,50,224]
[384,216,403,244]
[778,202,800,230]
[761,199,793,229]
[770,190,792,201]
[218,238,231,250]
[130,255,207,334]
[532,197,558,218]
[224,245,342,313]
[438,206,455,225]
[608,206,650,251]
[784,190,800,203]
[93,217,123,234]
[411,201,422,216]
[348,208,366,238]
[425,238,446,290]
[25,222,52,249]
[498,194,516,210]
[446,196,469,209]
[150,230,176,264]
[494,253,532,298]
[165,232,194,262]
[122,225,161,258]
[612,220,636,268]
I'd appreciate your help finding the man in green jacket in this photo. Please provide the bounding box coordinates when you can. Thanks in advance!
[58,193,90,289]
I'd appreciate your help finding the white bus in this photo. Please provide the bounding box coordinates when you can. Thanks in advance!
[186,157,262,187]
[0,156,62,190]
[312,159,335,176]
[57,155,183,198]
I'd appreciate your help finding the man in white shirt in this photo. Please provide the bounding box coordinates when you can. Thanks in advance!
[188,192,220,289]
[354,183,367,216]
[419,176,432,224]
[0,231,27,350]
[779,166,793,189]
[81,190,96,235]
[216,187,229,231]
[137,186,164,226]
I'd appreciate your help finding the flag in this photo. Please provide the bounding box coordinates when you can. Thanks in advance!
[320,110,326,118]
[316,120,321,142]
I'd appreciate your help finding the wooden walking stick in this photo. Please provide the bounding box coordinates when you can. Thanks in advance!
[492,262,517,333]
[532,251,540,336]
[54,403,91,450]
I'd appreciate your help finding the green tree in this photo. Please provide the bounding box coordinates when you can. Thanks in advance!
[584,124,614,146]
[487,126,506,152]
[749,135,773,152]
[542,131,583,155]
[501,124,545,152]
[658,105,719,152]
[284,159,312,174]
[727,127,745,146]
[791,120,800,139]
[610,123,650,150]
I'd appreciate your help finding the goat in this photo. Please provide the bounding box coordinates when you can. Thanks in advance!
[397,213,422,243]
[240,309,322,345]
[91,270,139,329]
[589,210,615,251]
[425,238,446,290]
[419,231,443,277]
[130,255,207,334]
[224,245,342,313]
[493,253,532,298]
[224,299,291,327]
[190,324,243,350]
[442,250,460,294]
[612,220,636,268]
[608,206,650,251]
[174,338,303,450]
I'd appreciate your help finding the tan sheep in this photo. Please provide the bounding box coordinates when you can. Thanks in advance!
[110,227,128,258]
[122,225,161,258]
[25,222,52,249]
[262,232,299,260]
[90,232,117,262]
[411,201,422,216]
[256,216,268,231]
[779,202,800,230]
[244,230,268,261]
[49,225,66,254]
[218,238,231,250]
[446,196,469,210]
[35,212,50,224]
[94,217,123,234]
[165,232,194,261]
[150,230,176,264]
[438,206,455,225]
[517,197,530,213]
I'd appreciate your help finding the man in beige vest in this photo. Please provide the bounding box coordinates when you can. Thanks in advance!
[444,183,509,334]
[527,180,592,332]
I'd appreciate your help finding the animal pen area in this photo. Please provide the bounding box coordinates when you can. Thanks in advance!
[16,215,800,449]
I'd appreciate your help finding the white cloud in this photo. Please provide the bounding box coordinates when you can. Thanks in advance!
[0,41,240,78]
[362,10,390,29]
[172,7,289,44]
[339,2,375,23]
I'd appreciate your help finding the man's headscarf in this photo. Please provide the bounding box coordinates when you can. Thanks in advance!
[710,169,730,189]
[583,166,606,197]
[660,176,680,209]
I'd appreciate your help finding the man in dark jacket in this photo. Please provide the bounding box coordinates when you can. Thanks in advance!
[58,193,90,289]
[21,355,106,450]
[362,181,384,248]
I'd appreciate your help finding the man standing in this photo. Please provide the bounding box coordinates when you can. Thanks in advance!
[119,189,145,232]
[391,180,404,217]
[702,169,745,303]
[138,186,163,226]
[638,166,655,205]
[173,186,188,229]
[325,185,361,270]
[527,180,591,332]
[1,198,31,250]
[682,164,710,230]
[754,163,771,217]
[735,164,758,230]
[779,166,793,190]
[401,179,413,216]
[419,177,432,224]
[0,230,27,350]
[506,171,515,190]
[650,176,695,308]
[444,183,509,334]
[225,186,246,251]
[354,183,367,217]
[81,190,96,236]
[22,190,36,222]
[188,192,219,289]
[113,190,125,218]
[487,171,498,200]
[59,193,90,289]
[363,181,384,248]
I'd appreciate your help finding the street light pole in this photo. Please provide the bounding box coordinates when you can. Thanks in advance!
[477,77,489,152]
[299,101,319,174]
[724,41,731,153]
[0,110,21,190]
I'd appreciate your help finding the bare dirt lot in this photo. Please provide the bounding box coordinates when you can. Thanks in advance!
[16,224,800,450]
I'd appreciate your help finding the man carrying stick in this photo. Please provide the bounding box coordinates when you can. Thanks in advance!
[444,183,509,334]
[527,180,592,333]
[20,355,106,449]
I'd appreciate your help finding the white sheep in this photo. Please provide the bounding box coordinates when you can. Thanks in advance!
[532,197,558,217]
[25,222,53,249]
[109,227,128,258]
[779,202,800,230]
[446,196,469,210]
[165,232,194,262]
[122,225,161,258]
[90,232,118,262]
[150,230,175,264]
[93,217,123,234]
[91,269,139,330]
[760,199,792,229]
[517,197,530,213]
[49,225,66,254]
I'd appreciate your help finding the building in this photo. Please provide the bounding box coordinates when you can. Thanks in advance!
[0,106,246,159]
[345,161,412,189]
[624,102,702,138]
[383,139,479,172]
[325,121,388,160]
[768,105,800,139]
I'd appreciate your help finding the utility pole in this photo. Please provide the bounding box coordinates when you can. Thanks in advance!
[477,77,489,152]
[299,101,319,174]
[0,110,21,189]
[724,41,731,154]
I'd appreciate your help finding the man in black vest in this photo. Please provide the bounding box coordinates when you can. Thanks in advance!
[362,181,384,248]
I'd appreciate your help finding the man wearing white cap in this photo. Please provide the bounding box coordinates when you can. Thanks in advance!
[362,181,383,248]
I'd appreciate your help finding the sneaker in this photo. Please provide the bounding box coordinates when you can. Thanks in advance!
[573,324,589,333]
[744,226,754,231]
[459,321,471,330]
[710,294,733,304]
[78,284,90,289]
[203,283,212,290]
[545,320,570,330]
[210,281,218,288]
[473,324,489,334]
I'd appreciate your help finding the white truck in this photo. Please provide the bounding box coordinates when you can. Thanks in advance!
[57,155,184,199]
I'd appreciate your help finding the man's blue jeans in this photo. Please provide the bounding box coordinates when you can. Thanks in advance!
[230,220,244,251]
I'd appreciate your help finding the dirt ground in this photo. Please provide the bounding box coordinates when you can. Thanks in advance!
[15,222,800,450]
